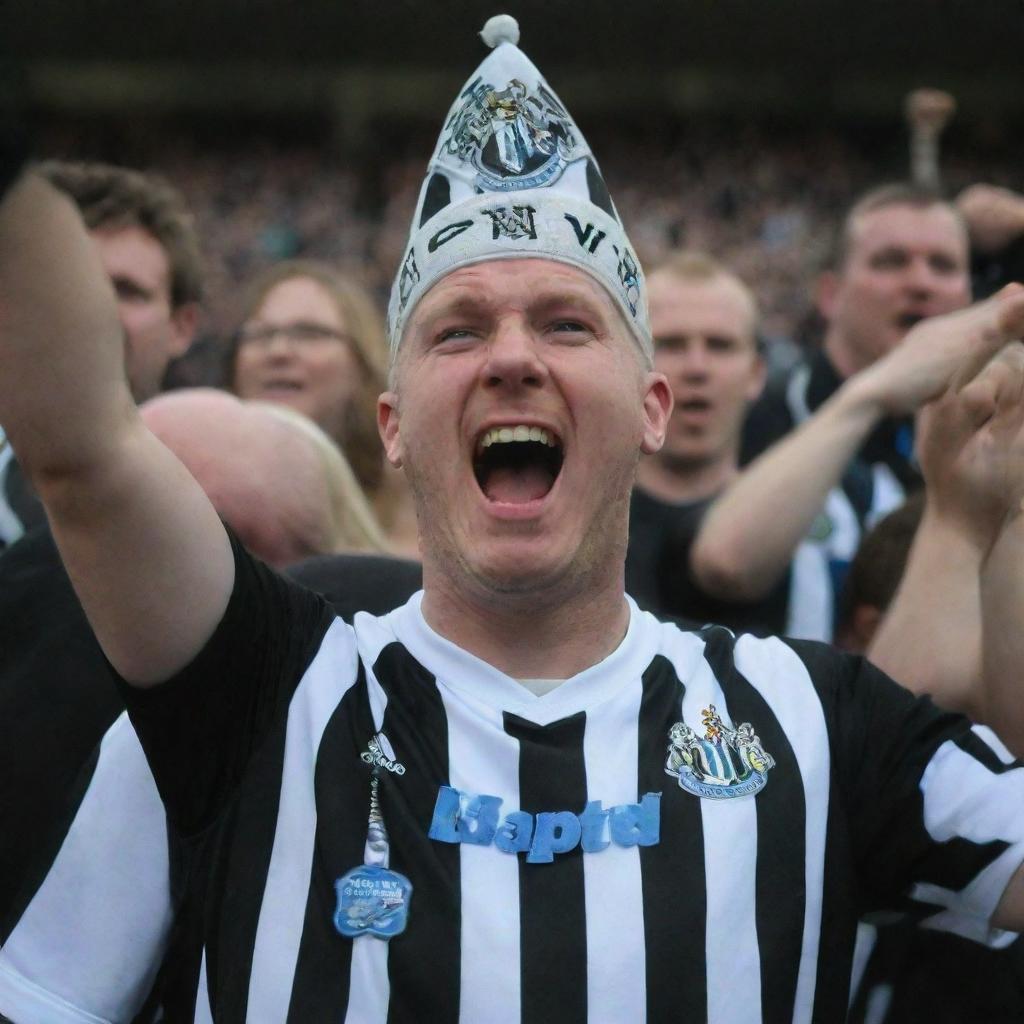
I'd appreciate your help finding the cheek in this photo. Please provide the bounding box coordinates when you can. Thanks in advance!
[311,349,363,400]
[939,278,971,309]
[231,350,261,393]
[119,300,166,334]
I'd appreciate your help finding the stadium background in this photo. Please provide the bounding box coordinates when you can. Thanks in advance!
[10,0,1024,365]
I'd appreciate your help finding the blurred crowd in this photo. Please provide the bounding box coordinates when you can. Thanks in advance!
[58,122,1011,348]
[5,101,1024,1021]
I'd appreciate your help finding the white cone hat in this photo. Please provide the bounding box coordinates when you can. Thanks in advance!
[388,14,651,360]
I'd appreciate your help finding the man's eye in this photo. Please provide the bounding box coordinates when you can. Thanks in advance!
[437,327,474,343]
[707,336,737,352]
[550,320,588,333]
[929,255,961,274]
[114,281,150,302]
[870,251,908,270]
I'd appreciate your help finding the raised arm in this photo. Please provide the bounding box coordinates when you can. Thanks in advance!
[690,288,1024,602]
[0,173,233,685]
[868,344,1024,720]
[977,359,1024,753]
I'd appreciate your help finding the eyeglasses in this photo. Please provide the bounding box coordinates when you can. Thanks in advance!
[235,321,353,348]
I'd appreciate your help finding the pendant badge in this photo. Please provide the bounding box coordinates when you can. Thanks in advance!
[333,863,413,939]
[334,745,413,940]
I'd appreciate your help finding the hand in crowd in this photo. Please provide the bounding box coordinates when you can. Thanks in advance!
[904,88,957,135]
[957,184,1024,255]
[868,288,1024,735]
[916,337,1024,553]
[852,283,1024,418]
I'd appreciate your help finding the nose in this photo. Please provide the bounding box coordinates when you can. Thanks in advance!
[263,332,298,360]
[903,257,939,297]
[480,320,548,391]
[679,340,711,378]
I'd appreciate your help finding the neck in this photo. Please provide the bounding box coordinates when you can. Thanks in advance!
[375,466,421,558]
[822,330,862,381]
[419,560,631,680]
[635,452,737,505]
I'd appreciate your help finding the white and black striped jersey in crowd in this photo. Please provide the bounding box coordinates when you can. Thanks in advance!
[0,543,422,1024]
[0,714,175,1024]
[741,350,912,641]
[116,536,1024,1024]
[0,430,24,549]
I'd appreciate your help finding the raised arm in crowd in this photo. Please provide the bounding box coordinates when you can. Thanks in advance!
[0,173,233,685]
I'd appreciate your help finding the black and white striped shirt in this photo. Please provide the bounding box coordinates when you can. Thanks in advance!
[0,546,422,1024]
[109,541,1024,1023]
[741,350,913,641]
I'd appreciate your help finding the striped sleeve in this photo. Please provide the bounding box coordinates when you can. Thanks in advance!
[116,529,337,837]
[788,641,1024,943]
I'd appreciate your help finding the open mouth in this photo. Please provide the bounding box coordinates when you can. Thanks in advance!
[260,380,304,394]
[897,312,926,330]
[473,425,565,505]
[677,397,712,413]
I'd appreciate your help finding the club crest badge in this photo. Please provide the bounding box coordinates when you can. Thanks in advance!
[441,77,583,191]
[333,864,413,940]
[665,705,775,800]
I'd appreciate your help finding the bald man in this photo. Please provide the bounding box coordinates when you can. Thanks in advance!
[142,388,364,569]
[624,252,779,632]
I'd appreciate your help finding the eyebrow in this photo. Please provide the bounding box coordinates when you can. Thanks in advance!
[109,273,158,296]
[415,286,610,326]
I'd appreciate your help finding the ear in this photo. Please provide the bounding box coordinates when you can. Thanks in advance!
[168,302,200,358]
[851,604,883,651]
[746,351,768,404]
[640,372,673,455]
[816,271,839,322]
[378,391,404,468]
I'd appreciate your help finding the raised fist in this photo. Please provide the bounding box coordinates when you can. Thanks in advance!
[904,88,957,135]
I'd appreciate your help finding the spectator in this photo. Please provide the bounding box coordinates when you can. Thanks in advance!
[225,259,419,553]
[693,184,971,639]
[0,389,417,1022]
[625,251,792,632]
[957,183,1024,299]
[142,389,390,563]
[833,493,924,653]
[0,160,203,547]
[5,13,1024,1016]
[847,343,1024,1024]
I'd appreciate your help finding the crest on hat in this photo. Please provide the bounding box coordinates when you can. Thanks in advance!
[441,77,583,192]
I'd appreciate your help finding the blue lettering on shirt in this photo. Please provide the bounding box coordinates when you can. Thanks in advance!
[428,786,661,861]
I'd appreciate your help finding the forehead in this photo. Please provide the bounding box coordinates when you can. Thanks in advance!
[411,258,622,325]
[648,274,755,340]
[89,223,170,290]
[846,203,967,262]
[255,276,343,324]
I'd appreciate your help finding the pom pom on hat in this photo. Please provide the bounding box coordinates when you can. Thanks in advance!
[479,14,520,48]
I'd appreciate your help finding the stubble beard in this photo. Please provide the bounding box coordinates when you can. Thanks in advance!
[408,454,635,616]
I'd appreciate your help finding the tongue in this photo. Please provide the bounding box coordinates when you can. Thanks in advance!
[484,464,554,504]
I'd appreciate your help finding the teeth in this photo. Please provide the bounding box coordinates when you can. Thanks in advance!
[480,425,557,449]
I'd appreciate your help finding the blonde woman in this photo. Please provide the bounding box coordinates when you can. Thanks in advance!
[226,260,418,553]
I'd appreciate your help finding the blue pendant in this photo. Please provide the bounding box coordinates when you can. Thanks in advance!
[333,864,413,940]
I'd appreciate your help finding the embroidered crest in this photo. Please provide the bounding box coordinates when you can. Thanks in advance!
[441,77,582,191]
[665,705,775,800]
[360,733,406,775]
[333,864,413,939]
